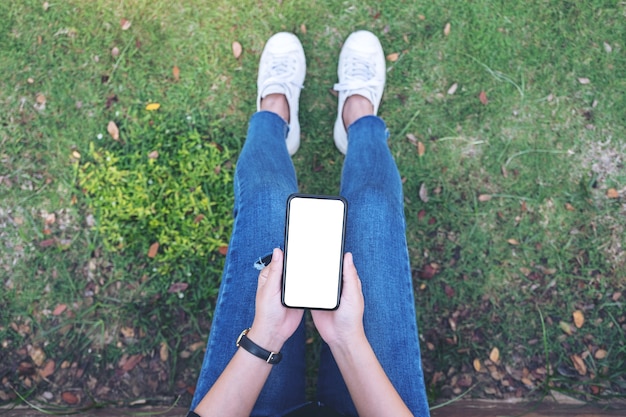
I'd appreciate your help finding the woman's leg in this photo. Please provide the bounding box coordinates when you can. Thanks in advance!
[317,114,430,416]
[190,111,305,415]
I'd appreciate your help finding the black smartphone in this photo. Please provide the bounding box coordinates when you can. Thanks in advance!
[282,193,347,310]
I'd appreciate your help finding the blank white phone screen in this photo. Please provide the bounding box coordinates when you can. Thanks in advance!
[283,197,346,309]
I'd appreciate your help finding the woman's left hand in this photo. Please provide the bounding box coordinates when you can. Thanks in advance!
[248,248,304,352]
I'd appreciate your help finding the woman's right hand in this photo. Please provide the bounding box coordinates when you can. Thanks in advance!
[310,252,366,348]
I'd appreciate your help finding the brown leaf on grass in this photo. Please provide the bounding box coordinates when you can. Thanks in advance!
[39,360,55,378]
[172,65,180,81]
[193,214,205,223]
[560,320,575,335]
[419,263,437,280]
[489,347,500,364]
[595,349,607,360]
[107,121,120,141]
[565,203,575,211]
[52,304,67,316]
[417,209,426,221]
[62,391,79,405]
[232,41,243,59]
[119,354,143,373]
[447,83,458,95]
[577,77,590,85]
[29,346,46,366]
[300,24,307,34]
[479,90,488,105]
[444,284,455,298]
[120,19,131,30]
[419,183,429,202]
[606,188,619,198]
[417,141,426,157]
[39,238,56,248]
[159,342,169,362]
[573,310,585,328]
[478,194,492,202]
[406,133,418,145]
[167,282,189,293]
[386,52,399,62]
[507,238,520,245]
[218,245,228,255]
[443,22,451,36]
[148,150,159,159]
[473,358,482,372]
[147,242,159,258]
[570,354,587,375]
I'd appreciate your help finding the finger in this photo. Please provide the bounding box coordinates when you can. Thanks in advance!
[266,248,284,289]
[342,252,363,293]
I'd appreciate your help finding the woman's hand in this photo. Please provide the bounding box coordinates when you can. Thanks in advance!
[310,252,366,348]
[248,248,304,352]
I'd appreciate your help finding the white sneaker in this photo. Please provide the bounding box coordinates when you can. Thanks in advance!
[257,32,306,156]
[333,31,386,154]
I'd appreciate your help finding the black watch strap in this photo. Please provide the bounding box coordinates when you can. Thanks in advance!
[236,328,282,364]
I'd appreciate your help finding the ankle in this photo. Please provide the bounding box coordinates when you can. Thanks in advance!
[342,95,374,129]
[260,93,290,123]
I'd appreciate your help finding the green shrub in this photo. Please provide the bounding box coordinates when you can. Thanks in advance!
[78,110,235,289]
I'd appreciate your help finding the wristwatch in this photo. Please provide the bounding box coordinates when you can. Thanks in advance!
[236,328,282,364]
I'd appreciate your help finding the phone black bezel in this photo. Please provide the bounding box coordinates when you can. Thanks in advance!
[281,193,348,310]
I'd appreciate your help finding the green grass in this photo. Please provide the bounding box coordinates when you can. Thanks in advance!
[1,0,625,409]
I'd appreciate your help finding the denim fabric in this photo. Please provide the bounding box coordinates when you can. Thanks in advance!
[190,111,430,417]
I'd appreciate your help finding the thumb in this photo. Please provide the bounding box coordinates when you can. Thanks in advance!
[260,248,283,290]
[342,252,362,292]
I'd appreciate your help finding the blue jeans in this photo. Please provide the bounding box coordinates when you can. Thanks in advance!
[191,111,430,417]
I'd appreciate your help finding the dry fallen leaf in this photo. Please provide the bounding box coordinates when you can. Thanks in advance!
[507,238,520,246]
[61,391,79,405]
[111,46,120,57]
[606,188,619,198]
[447,83,458,95]
[419,183,429,203]
[573,310,584,328]
[565,202,575,211]
[417,141,425,157]
[578,77,590,85]
[39,360,55,378]
[386,52,399,62]
[489,347,500,363]
[473,358,482,372]
[120,18,131,30]
[168,282,189,293]
[29,346,46,366]
[232,41,243,59]
[300,23,307,34]
[560,320,575,335]
[148,150,159,159]
[571,354,587,375]
[148,242,159,258]
[603,42,612,53]
[145,103,161,111]
[159,342,169,362]
[443,22,451,36]
[479,90,488,105]
[107,121,120,141]
[478,194,492,202]
[72,150,81,159]
[172,65,180,81]
[120,354,143,372]
[52,304,67,316]
[595,349,607,360]
[218,245,228,255]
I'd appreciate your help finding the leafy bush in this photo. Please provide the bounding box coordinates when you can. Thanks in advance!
[78,110,235,288]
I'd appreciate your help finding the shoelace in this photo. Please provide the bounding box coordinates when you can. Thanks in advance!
[260,53,304,95]
[333,55,380,94]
